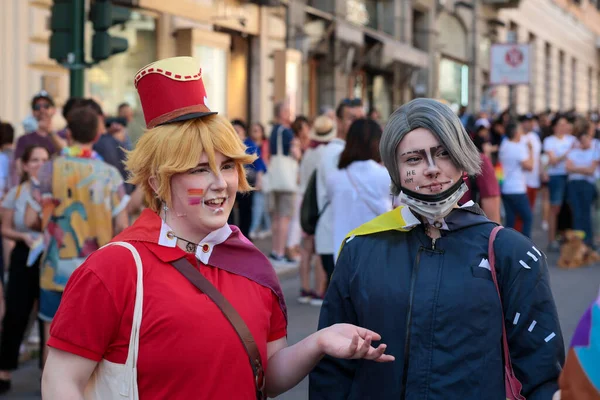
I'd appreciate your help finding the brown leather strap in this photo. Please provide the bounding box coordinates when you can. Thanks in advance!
[171,258,265,398]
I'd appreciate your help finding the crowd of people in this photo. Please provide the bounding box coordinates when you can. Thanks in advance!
[0,90,145,394]
[0,53,596,398]
[460,106,600,251]
[227,95,600,309]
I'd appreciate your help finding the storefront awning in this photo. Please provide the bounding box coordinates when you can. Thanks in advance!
[381,37,429,69]
[335,20,364,47]
[363,28,429,69]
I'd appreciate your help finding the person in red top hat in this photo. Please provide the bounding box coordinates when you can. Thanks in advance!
[40,57,393,399]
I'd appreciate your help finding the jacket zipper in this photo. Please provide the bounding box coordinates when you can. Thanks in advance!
[400,248,423,400]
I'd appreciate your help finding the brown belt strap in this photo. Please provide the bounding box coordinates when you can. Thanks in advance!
[171,258,265,398]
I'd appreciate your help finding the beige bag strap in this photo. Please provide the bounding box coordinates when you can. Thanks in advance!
[100,241,144,397]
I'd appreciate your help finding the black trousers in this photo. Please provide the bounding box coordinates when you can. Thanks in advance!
[0,241,41,371]
[320,254,335,285]
[237,192,254,239]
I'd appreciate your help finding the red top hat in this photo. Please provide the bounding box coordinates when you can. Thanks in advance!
[134,57,217,129]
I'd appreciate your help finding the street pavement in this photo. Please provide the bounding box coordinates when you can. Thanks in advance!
[3,224,600,399]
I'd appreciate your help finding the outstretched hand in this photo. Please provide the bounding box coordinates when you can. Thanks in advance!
[317,323,395,363]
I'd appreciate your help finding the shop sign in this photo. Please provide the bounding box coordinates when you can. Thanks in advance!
[490,43,530,85]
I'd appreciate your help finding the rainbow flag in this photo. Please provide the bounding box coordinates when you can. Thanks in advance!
[559,290,600,399]
[494,162,504,187]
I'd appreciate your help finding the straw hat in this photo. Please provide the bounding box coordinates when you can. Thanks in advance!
[311,115,336,142]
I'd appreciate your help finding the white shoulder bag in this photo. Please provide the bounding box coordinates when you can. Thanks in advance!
[84,241,143,400]
[267,126,299,193]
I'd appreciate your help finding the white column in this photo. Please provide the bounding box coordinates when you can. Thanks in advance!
[550,46,560,111]
[1,0,31,135]
[468,0,481,113]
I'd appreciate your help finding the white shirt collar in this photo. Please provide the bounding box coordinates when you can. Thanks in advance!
[157,220,233,264]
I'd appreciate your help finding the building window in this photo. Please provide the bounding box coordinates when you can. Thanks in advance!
[559,51,565,111]
[87,11,156,144]
[307,0,334,13]
[194,45,228,118]
[364,0,395,36]
[345,0,395,36]
[412,9,428,51]
[571,58,577,110]
[545,43,551,110]
[439,57,469,112]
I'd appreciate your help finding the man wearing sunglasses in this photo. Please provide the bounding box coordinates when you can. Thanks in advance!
[12,91,59,189]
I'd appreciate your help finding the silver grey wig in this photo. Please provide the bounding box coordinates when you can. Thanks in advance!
[380,98,481,196]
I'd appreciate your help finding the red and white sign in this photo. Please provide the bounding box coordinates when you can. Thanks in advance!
[490,43,531,85]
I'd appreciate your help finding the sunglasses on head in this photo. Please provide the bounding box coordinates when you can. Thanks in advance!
[341,98,363,106]
[33,104,51,111]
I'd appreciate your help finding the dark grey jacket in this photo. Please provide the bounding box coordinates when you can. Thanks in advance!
[309,206,564,400]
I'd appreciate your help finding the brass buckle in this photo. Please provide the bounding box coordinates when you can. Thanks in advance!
[255,359,266,395]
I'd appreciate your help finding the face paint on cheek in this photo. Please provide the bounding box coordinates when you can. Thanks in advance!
[187,188,204,206]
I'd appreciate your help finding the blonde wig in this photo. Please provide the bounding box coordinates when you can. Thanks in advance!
[126,114,256,212]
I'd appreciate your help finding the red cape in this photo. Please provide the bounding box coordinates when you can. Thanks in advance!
[113,209,287,321]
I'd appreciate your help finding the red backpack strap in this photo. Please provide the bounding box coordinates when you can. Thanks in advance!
[488,226,526,400]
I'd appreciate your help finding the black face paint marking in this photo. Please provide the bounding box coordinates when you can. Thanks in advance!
[404,177,414,184]
[429,145,444,155]
[406,170,416,176]
[400,150,423,157]
[401,145,448,168]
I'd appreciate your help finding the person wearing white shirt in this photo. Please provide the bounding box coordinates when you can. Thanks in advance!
[566,122,599,247]
[542,115,577,250]
[520,114,543,206]
[315,98,365,284]
[499,121,534,237]
[296,116,335,306]
[325,119,392,263]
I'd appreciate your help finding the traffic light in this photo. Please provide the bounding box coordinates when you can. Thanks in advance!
[49,0,76,62]
[89,0,131,62]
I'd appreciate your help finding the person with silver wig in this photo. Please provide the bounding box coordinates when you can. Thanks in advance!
[310,98,564,400]
[380,98,481,221]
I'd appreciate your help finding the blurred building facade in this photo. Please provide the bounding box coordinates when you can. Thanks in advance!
[1,0,600,137]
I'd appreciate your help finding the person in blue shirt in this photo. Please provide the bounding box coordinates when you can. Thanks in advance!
[310,98,564,400]
[248,122,271,239]
[230,119,266,238]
